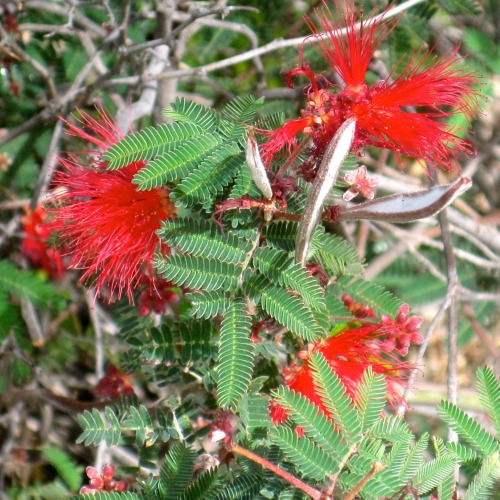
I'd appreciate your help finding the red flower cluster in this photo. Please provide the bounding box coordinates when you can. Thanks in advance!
[271,302,423,426]
[80,464,128,495]
[21,206,65,279]
[48,107,176,303]
[260,2,479,175]
[94,364,135,401]
[137,275,179,317]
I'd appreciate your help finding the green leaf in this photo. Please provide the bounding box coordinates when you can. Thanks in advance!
[158,217,251,264]
[240,394,273,432]
[173,144,242,206]
[253,247,325,310]
[439,400,499,457]
[311,232,362,276]
[133,134,222,189]
[270,426,337,481]
[163,97,217,132]
[155,253,240,291]
[354,368,387,434]
[309,352,362,440]
[476,367,500,435]
[42,446,82,492]
[219,95,265,142]
[76,408,121,447]
[273,386,348,464]
[0,259,61,308]
[178,468,219,500]
[158,442,196,499]
[72,492,140,499]
[414,454,457,495]
[217,300,255,409]
[212,472,263,500]
[260,284,322,341]
[464,451,500,500]
[264,220,299,252]
[187,289,232,319]
[334,276,403,317]
[103,122,204,169]
[367,415,413,443]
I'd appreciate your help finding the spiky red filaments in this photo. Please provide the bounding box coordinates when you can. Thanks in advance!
[21,206,65,279]
[261,2,479,173]
[50,108,176,302]
[271,303,423,426]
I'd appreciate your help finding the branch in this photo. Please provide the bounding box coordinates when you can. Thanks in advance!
[230,443,322,499]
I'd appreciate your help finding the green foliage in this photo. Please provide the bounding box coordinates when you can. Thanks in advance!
[42,446,82,492]
[217,300,255,409]
[0,259,62,309]
[268,362,500,498]
[76,404,183,448]
[334,276,403,317]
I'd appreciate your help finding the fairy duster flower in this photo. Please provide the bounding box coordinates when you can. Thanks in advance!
[271,303,423,426]
[261,2,479,175]
[21,205,65,279]
[49,107,176,303]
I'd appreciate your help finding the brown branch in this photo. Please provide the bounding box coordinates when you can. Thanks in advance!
[230,443,322,499]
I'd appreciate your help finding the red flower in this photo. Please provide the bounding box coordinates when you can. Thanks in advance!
[94,364,135,401]
[271,303,423,426]
[49,107,176,303]
[21,206,65,279]
[261,2,479,174]
[80,464,128,494]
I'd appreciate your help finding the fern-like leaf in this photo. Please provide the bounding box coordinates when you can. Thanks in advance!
[334,276,402,316]
[311,232,362,277]
[133,134,222,189]
[260,284,322,341]
[155,254,240,291]
[172,144,242,206]
[186,289,231,319]
[309,352,362,441]
[367,415,413,443]
[464,451,500,500]
[71,492,140,499]
[438,400,499,457]
[162,97,217,132]
[158,442,196,499]
[212,471,263,499]
[76,408,121,447]
[103,122,204,169]
[253,247,325,310]
[272,386,348,464]
[178,468,219,500]
[180,319,215,364]
[354,367,387,433]
[219,95,265,142]
[217,300,255,409]
[476,367,500,436]
[264,220,299,252]
[0,259,61,308]
[414,454,457,496]
[158,218,251,265]
[239,394,272,432]
[270,426,337,481]
[42,446,82,492]
[447,442,481,462]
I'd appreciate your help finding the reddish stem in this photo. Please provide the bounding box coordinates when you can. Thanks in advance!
[230,442,322,499]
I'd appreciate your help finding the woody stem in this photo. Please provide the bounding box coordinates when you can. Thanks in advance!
[230,442,322,499]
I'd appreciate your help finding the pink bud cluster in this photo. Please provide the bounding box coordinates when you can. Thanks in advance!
[80,464,128,495]
[380,304,424,356]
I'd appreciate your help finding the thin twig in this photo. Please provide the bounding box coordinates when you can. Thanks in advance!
[230,443,322,499]
[398,297,451,417]
[437,204,460,444]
